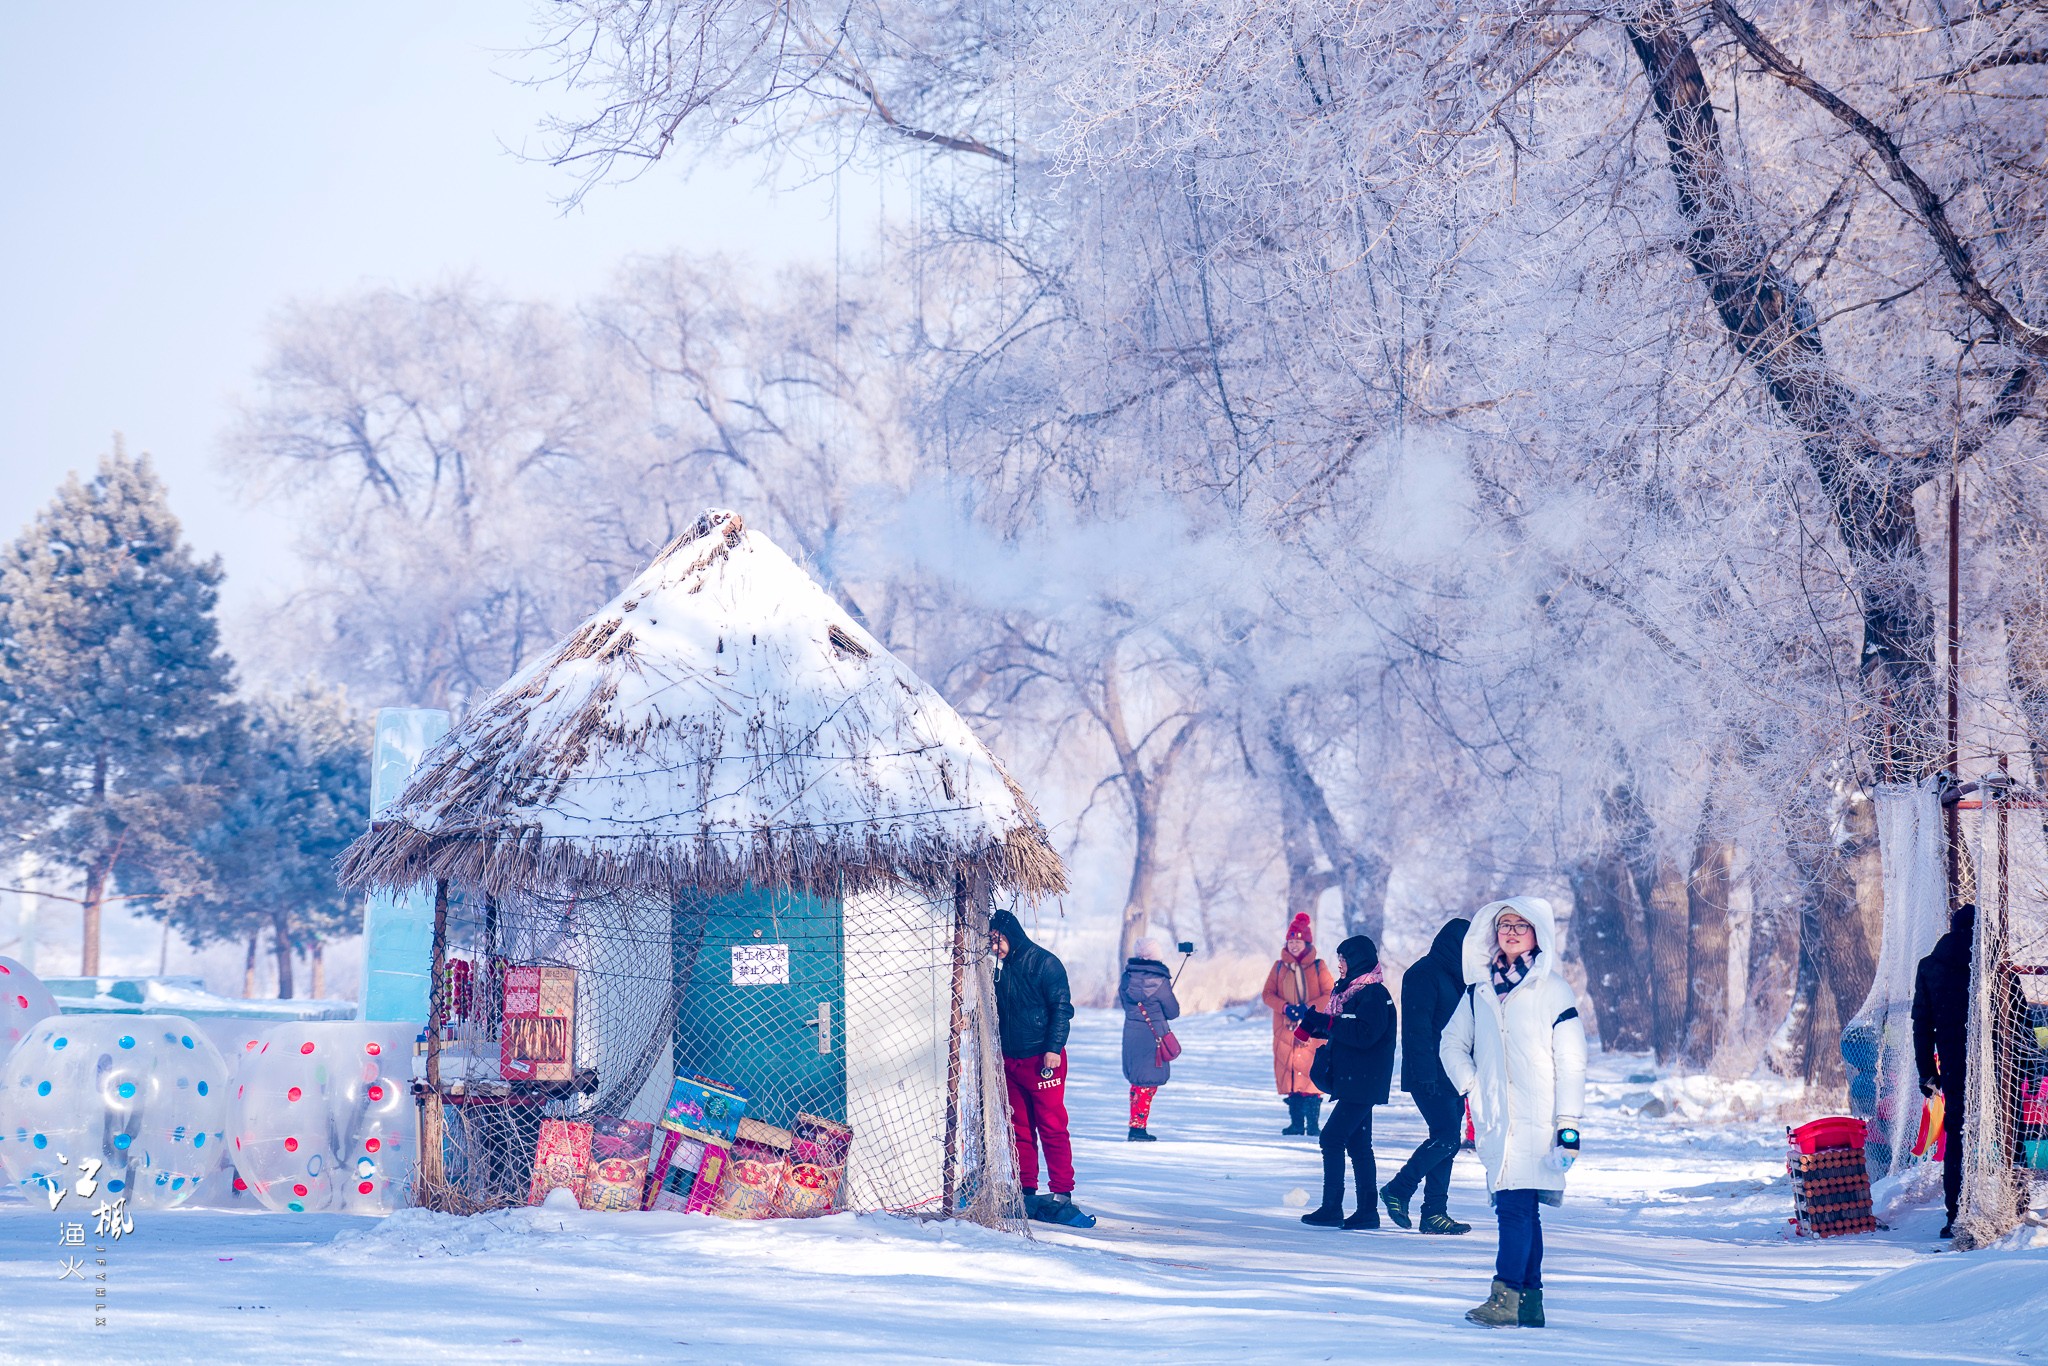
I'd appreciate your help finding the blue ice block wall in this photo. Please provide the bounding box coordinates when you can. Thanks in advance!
[359,707,451,1023]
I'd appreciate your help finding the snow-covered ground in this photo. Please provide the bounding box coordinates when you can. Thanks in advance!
[3,1007,2042,1364]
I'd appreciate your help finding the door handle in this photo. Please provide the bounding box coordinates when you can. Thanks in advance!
[807,1002,832,1055]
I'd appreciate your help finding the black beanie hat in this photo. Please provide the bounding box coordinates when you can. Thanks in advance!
[1336,934,1379,977]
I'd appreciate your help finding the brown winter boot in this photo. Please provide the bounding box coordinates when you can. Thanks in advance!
[1518,1286,1545,1327]
[1464,1279,1522,1328]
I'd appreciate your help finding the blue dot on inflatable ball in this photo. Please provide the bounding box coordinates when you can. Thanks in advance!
[31,1134,46,1149]
[118,1036,134,1050]
[113,1133,132,1150]
[197,1081,209,1096]
[36,1081,50,1097]
[51,1037,66,1050]
[117,1082,136,1099]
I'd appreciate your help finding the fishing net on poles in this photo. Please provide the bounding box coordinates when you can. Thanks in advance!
[1953,789,2048,1248]
[412,873,1028,1234]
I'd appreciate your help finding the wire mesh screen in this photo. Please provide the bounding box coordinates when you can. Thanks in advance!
[411,874,1029,1234]
[1955,794,2048,1248]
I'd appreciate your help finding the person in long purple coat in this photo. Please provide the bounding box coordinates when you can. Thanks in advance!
[1119,936,1182,1141]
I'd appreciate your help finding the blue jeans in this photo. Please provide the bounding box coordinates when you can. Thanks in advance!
[1493,1188,1544,1290]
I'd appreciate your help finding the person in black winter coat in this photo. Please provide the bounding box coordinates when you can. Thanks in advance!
[1118,936,1181,1141]
[1380,916,1473,1234]
[1913,902,2025,1237]
[990,908,1088,1226]
[1914,904,1972,1236]
[1286,933,1396,1230]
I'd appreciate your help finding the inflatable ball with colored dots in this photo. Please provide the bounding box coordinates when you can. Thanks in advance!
[0,956,59,1056]
[229,1023,417,1214]
[0,1014,229,1208]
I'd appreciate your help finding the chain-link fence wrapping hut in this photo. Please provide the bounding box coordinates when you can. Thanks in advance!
[339,509,1064,1231]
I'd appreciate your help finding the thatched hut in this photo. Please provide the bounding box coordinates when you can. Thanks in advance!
[341,508,1064,1225]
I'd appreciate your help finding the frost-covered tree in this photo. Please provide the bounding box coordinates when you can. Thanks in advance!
[150,686,369,999]
[0,447,237,974]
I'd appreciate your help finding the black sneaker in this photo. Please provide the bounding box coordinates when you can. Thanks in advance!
[1381,1186,1413,1229]
[1420,1212,1472,1235]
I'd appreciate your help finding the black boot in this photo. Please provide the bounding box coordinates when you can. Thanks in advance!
[1127,1125,1157,1142]
[1282,1096,1306,1135]
[1300,1204,1345,1227]
[1304,1097,1323,1136]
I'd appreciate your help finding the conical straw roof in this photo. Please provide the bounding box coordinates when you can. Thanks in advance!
[340,509,1066,900]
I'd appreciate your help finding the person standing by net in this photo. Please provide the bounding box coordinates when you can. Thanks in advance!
[1379,915,1474,1234]
[1441,897,1586,1330]
[1913,902,2012,1240]
[1263,913,1333,1136]
[1119,936,1181,1142]
[990,908,1092,1228]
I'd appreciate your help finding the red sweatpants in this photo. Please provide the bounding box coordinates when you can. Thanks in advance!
[1003,1051,1075,1194]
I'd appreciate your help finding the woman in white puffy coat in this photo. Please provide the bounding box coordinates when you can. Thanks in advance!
[1439,896,1587,1330]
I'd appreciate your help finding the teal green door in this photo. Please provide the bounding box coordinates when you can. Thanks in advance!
[672,885,846,1130]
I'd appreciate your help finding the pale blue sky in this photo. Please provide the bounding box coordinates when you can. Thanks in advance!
[0,3,878,626]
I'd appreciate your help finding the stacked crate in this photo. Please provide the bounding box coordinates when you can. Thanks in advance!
[1788,1116,1876,1238]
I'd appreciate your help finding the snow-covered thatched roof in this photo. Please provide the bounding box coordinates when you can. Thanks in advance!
[340,509,1066,901]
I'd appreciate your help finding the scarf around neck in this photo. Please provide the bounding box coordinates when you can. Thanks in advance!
[1328,963,1385,1015]
[1491,947,1537,997]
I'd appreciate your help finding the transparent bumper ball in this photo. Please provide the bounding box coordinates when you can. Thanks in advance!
[231,1022,417,1213]
[0,1013,230,1209]
[0,956,59,1055]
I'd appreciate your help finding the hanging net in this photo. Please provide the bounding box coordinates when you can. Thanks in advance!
[408,874,1029,1235]
[1845,781,1950,1178]
[1953,790,2048,1248]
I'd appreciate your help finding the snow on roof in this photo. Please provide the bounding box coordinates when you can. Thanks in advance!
[340,509,1065,900]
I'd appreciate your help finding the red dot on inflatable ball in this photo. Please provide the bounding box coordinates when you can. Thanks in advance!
[358,1181,374,1194]
[299,1042,315,1055]
[233,1177,247,1191]
[366,1042,381,1056]
[365,1138,381,1153]
[293,1183,308,1197]
[367,1085,383,1101]
[287,1087,302,1102]
[284,1137,299,1153]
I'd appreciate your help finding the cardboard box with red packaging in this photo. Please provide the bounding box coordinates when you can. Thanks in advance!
[501,965,575,1083]
[581,1115,657,1211]
[526,1117,594,1206]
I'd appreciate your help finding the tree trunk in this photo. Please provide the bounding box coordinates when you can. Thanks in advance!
[310,940,326,999]
[1626,5,1937,771]
[243,930,260,998]
[1764,915,1821,1079]
[1643,859,1692,1063]
[1269,723,1388,941]
[1117,786,1167,966]
[272,911,295,1000]
[1683,838,1735,1068]
[1567,851,1655,1052]
[1279,781,1337,926]
[1785,817,1879,1036]
[80,857,108,978]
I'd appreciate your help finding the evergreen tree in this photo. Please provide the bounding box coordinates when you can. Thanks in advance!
[156,686,369,998]
[0,446,236,974]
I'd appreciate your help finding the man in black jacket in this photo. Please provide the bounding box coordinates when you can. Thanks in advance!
[990,909,1091,1227]
[1915,903,1978,1238]
[1379,915,1472,1234]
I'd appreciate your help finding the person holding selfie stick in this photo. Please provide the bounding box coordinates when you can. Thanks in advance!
[1440,897,1587,1329]
[1118,936,1182,1141]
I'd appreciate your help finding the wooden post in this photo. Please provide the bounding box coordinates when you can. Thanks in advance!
[417,878,451,1210]
[1946,465,1963,907]
[940,876,969,1216]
